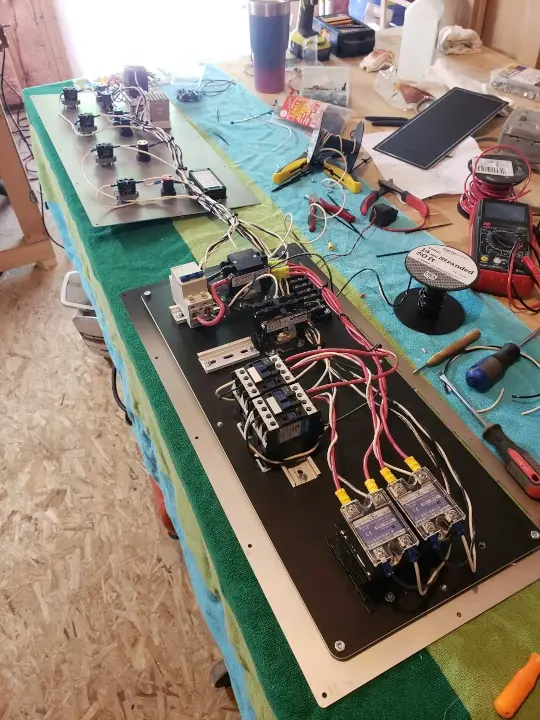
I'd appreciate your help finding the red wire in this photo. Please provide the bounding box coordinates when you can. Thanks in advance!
[507,244,540,312]
[196,279,228,326]
[288,265,410,474]
[460,144,532,217]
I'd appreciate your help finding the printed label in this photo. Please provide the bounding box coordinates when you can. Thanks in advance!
[353,507,406,550]
[399,483,452,525]
[266,312,309,333]
[230,268,268,288]
[407,245,478,285]
[476,159,514,177]
[278,420,302,443]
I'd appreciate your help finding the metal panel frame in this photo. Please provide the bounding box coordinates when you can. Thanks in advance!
[32,93,258,228]
[123,284,540,708]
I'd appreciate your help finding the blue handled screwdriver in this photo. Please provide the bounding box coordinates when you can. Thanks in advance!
[466,327,540,393]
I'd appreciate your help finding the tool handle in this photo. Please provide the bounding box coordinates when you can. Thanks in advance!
[425,329,481,368]
[272,155,307,185]
[494,653,540,718]
[402,192,430,219]
[483,425,540,499]
[318,199,356,223]
[466,343,521,393]
[323,161,362,194]
[361,190,377,216]
[308,202,317,232]
[370,119,408,127]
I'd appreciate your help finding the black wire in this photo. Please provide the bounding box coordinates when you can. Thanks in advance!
[201,79,236,97]
[0,49,34,160]
[325,225,372,261]
[37,185,64,249]
[112,366,132,426]
[336,267,413,306]
[512,392,540,399]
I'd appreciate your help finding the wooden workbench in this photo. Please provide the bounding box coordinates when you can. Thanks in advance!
[222,40,540,330]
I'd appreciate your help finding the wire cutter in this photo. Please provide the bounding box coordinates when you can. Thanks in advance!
[360,178,430,233]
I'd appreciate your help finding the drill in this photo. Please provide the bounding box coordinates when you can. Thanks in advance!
[290,0,331,61]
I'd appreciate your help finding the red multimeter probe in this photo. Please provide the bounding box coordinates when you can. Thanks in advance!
[469,198,536,296]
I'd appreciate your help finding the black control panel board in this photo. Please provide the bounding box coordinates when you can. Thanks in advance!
[122,262,539,660]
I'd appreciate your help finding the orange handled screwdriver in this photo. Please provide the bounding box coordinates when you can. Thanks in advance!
[413,329,481,374]
[494,653,540,718]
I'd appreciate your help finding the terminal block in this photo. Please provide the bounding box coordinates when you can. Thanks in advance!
[94,143,116,167]
[169,262,214,328]
[61,87,80,109]
[115,178,139,204]
[232,355,323,462]
[96,89,114,113]
[78,113,97,134]
[385,467,465,543]
[251,276,331,352]
[220,249,270,302]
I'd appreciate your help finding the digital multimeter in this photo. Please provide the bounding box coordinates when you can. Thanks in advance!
[469,198,534,296]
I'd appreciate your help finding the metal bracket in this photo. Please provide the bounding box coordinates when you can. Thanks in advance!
[197,336,259,373]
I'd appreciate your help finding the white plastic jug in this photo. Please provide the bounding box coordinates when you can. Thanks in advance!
[397,0,444,82]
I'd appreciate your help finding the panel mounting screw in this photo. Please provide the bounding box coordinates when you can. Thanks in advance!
[479,541,486,550]
[441,585,447,592]
[531,530,540,540]
[216,421,224,428]
[143,290,151,298]
[384,592,395,603]
[334,640,345,652]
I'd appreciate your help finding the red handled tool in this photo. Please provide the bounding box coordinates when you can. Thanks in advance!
[306,195,356,232]
[361,178,429,233]
[308,196,318,232]
[440,373,540,500]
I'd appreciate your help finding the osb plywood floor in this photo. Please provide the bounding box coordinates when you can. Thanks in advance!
[0,202,240,720]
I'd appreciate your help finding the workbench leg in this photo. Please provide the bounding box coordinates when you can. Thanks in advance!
[210,659,231,689]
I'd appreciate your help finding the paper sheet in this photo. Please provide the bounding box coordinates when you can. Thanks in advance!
[362,132,480,199]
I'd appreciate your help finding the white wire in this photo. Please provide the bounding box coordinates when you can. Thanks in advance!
[116,144,179,172]
[320,177,347,218]
[227,273,278,309]
[413,550,449,596]
[394,401,477,574]
[215,380,235,400]
[256,273,279,298]
[59,112,105,137]
[462,534,476,573]
[227,281,254,309]
[522,404,540,416]
[266,121,294,154]
[340,476,370,499]
[304,201,328,244]
[476,388,505,413]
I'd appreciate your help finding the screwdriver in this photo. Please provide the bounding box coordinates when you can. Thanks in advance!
[494,652,540,718]
[466,327,540,393]
[439,373,540,500]
[412,329,481,374]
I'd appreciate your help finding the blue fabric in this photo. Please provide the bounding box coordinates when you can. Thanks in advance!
[49,201,256,720]
[166,70,540,458]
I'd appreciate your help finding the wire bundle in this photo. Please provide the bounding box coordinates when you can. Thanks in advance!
[459,144,532,218]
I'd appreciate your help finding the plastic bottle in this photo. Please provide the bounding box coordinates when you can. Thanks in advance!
[397,0,444,82]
